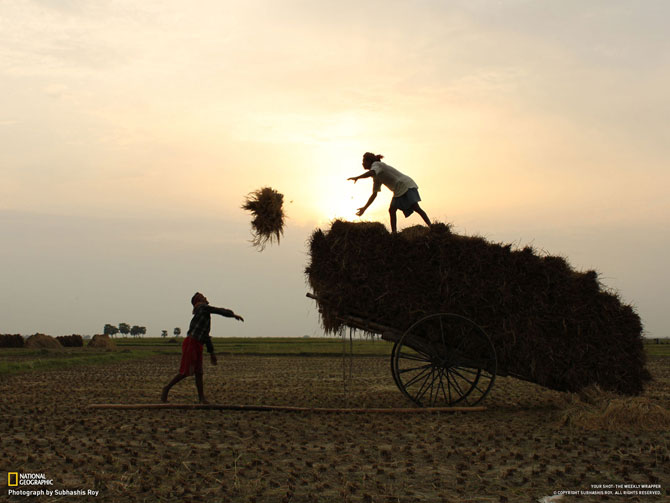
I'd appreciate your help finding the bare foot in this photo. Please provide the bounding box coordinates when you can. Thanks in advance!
[161,386,169,403]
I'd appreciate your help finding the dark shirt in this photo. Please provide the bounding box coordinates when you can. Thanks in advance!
[187,304,235,354]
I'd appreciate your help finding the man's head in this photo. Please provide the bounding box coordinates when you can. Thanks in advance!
[362,152,383,170]
[191,292,208,307]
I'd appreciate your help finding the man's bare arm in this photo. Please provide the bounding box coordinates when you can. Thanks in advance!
[348,171,375,183]
[356,191,377,216]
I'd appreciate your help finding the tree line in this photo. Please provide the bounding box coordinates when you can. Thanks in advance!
[103,323,146,338]
[103,324,183,338]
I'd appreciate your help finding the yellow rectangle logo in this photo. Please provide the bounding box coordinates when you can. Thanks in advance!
[8,472,18,486]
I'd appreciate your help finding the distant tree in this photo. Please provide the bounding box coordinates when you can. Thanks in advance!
[130,325,143,338]
[139,326,146,337]
[161,330,168,338]
[174,327,181,338]
[119,323,131,338]
[104,324,119,338]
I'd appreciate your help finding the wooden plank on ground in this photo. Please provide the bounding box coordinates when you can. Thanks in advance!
[87,403,486,413]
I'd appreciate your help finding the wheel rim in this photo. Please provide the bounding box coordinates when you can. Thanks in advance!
[392,313,496,406]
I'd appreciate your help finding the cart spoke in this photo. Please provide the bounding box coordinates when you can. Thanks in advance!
[392,313,497,407]
[402,365,433,389]
[397,351,431,363]
[437,368,449,405]
[447,371,470,404]
[414,367,438,405]
[449,367,478,386]
[397,363,432,375]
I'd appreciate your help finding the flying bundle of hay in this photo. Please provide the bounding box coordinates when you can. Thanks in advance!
[56,334,84,347]
[306,220,650,395]
[242,187,285,250]
[24,333,62,349]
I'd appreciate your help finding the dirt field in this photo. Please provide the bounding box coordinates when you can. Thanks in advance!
[1,353,668,502]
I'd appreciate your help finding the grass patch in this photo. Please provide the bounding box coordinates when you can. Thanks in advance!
[643,339,670,357]
[114,336,393,356]
[2,337,663,376]
[0,348,173,376]
[0,338,392,376]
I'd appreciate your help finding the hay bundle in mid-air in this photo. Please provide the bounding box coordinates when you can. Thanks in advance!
[242,187,285,250]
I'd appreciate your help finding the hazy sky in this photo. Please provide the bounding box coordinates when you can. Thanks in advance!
[1,0,668,339]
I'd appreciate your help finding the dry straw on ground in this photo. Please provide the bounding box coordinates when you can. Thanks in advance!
[242,187,285,250]
[559,386,670,430]
[306,220,650,396]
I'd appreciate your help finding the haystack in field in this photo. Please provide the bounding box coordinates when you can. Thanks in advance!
[0,334,25,348]
[24,333,62,349]
[57,334,84,347]
[306,220,650,395]
[88,334,116,349]
[242,187,285,250]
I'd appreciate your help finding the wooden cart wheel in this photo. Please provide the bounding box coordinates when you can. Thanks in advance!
[391,313,496,407]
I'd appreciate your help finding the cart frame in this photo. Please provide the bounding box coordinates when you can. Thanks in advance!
[307,293,499,407]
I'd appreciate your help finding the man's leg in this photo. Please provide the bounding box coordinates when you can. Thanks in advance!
[195,372,208,404]
[389,207,398,233]
[411,203,431,226]
[162,373,186,402]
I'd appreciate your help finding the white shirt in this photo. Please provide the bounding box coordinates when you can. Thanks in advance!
[371,161,418,197]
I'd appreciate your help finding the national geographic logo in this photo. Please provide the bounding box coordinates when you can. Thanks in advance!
[6,472,54,486]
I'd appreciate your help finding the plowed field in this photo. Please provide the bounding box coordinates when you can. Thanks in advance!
[1,353,668,502]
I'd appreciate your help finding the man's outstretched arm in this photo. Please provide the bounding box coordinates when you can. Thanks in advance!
[208,306,244,322]
[348,171,375,183]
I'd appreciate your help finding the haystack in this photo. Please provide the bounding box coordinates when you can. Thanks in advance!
[24,333,62,349]
[306,220,650,395]
[0,334,25,348]
[242,186,285,250]
[88,334,116,349]
[57,334,84,347]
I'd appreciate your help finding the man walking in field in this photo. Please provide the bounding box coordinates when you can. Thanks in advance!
[161,292,244,404]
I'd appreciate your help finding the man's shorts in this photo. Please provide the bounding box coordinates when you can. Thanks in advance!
[390,187,422,217]
[179,336,204,376]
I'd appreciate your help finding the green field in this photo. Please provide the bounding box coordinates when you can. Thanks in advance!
[644,338,670,356]
[0,337,391,376]
[116,336,393,356]
[1,336,666,377]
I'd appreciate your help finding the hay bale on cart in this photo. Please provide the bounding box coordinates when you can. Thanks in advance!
[306,220,650,396]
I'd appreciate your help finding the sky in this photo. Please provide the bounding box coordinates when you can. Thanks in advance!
[1,0,668,339]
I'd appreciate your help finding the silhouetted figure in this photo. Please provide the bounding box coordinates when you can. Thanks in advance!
[161,292,244,403]
[348,152,431,233]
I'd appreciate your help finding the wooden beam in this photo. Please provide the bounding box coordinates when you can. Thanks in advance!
[87,403,486,413]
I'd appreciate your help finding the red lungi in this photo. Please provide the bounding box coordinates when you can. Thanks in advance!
[179,336,204,376]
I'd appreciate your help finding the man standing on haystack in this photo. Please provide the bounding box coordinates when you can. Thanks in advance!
[161,292,244,404]
[348,152,431,233]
